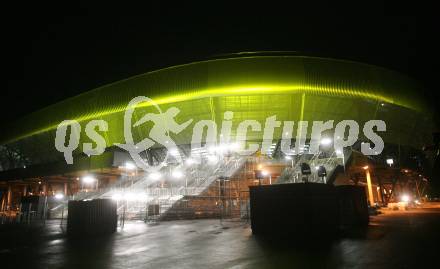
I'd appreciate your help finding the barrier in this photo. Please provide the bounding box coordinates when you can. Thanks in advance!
[249,183,369,237]
[67,199,117,236]
[336,185,369,228]
[249,183,339,238]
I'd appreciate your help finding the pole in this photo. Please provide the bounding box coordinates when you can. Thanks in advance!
[342,153,345,172]
[43,195,48,225]
[378,177,385,205]
[121,201,126,229]
[365,169,375,206]
[27,203,32,225]
[1,194,5,212]
[60,203,64,228]
[17,203,22,223]
[6,185,12,211]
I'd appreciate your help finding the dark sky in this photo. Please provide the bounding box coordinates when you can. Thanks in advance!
[2,9,439,126]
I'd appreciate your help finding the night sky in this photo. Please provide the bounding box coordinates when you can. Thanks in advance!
[2,9,439,127]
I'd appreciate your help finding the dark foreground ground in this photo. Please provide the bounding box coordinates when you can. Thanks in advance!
[1,203,440,269]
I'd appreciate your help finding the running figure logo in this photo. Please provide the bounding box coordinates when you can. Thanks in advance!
[117,96,193,172]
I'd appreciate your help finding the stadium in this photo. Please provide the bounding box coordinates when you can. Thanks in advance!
[0,52,433,222]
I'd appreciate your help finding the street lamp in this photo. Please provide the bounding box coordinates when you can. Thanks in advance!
[185,158,195,166]
[172,169,186,193]
[54,193,64,200]
[320,137,332,146]
[82,175,96,184]
[401,194,410,203]
[261,170,272,184]
[172,169,184,179]
[124,162,136,170]
[386,158,394,167]
[148,172,162,181]
[82,175,97,190]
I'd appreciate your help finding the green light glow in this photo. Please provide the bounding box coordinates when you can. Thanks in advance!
[0,55,430,147]
[7,83,399,143]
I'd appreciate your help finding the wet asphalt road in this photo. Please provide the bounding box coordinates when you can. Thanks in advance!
[1,204,440,269]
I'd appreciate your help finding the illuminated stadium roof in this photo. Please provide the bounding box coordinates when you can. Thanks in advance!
[0,53,433,166]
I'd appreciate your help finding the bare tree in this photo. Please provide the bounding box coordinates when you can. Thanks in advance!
[0,145,29,171]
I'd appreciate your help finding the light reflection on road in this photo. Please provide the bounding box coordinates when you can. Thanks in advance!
[1,203,440,268]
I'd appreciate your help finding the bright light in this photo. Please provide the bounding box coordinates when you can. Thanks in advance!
[54,193,64,200]
[335,149,342,155]
[82,176,96,184]
[207,155,218,164]
[228,143,240,151]
[217,144,227,152]
[149,172,162,181]
[137,193,148,202]
[112,193,122,201]
[185,158,195,165]
[401,194,410,203]
[315,166,320,170]
[112,192,148,202]
[207,143,239,154]
[169,148,180,156]
[125,162,136,170]
[124,192,136,201]
[386,158,394,166]
[261,170,269,176]
[320,137,332,145]
[363,165,369,170]
[208,146,216,153]
[285,156,292,160]
[172,170,184,179]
